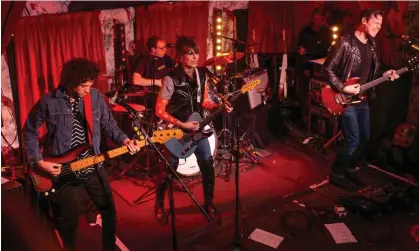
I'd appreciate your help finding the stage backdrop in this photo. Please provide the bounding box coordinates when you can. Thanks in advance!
[13,11,106,137]
[135,1,209,66]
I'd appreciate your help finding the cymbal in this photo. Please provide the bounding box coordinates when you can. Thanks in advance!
[203,52,245,66]
[110,103,146,113]
[231,72,246,79]
[308,57,326,65]
[119,90,154,97]
[230,68,264,79]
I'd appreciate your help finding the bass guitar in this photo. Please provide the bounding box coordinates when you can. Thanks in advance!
[164,77,263,159]
[29,129,183,197]
[321,56,418,115]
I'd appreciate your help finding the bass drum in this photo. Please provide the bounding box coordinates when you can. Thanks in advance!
[176,125,218,176]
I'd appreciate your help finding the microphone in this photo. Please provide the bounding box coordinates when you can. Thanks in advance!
[387,31,410,41]
[166,43,176,48]
[209,75,221,85]
[105,90,118,98]
[114,96,142,118]
[387,32,419,51]
[204,69,221,84]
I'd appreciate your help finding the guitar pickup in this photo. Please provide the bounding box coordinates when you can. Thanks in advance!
[181,141,198,155]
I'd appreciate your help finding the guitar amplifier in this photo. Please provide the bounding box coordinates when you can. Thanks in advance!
[235,68,269,113]
[308,77,328,108]
[308,107,339,139]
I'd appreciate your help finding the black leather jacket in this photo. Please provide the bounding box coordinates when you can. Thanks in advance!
[322,33,383,93]
[166,66,207,122]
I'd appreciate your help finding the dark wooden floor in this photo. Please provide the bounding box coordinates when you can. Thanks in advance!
[2,132,418,251]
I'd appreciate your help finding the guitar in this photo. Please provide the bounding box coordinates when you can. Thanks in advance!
[321,56,419,115]
[164,78,263,159]
[29,129,183,197]
[279,29,288,99]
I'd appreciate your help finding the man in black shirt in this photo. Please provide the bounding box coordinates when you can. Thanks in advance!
[322,8,399,190]
[296,8,331,116]
[132,36,176,88]
[297,8,331,59]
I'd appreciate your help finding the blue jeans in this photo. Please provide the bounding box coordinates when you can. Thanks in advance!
[155,138,213,205]
[164,137,212,168]
[332,101,370,178]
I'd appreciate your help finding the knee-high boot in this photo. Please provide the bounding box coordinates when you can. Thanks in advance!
[197,157,221,222]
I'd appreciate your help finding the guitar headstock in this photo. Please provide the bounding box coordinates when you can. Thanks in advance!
[407,56,419,72]
[241,78,262,93]
[151,129,184,144]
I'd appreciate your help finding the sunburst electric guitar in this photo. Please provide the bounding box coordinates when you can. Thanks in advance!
[29,129,183,197]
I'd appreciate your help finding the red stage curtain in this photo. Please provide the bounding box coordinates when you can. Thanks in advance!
[13,11,106,135]
[247,1,298,53]
[135,1,209,65]
[1,1,26,54]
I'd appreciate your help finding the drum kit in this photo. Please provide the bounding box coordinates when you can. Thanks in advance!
[107,51,267,179]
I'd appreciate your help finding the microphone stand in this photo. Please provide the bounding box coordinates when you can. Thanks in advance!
[114,97,212,251]
[150,55,158,132]
[217,32,248,250]
[392,34,419,52]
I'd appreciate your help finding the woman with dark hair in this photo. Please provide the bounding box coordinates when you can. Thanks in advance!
[153,36,232,225]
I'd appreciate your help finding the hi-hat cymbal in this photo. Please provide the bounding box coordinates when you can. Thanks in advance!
[119,90,154,97]
[203,52,245,66]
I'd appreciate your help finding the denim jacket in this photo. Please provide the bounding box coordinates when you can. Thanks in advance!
[23,87,128,165]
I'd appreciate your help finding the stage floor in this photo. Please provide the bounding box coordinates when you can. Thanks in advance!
[66,135,419,251]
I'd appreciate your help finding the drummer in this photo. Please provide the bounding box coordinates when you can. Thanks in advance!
[132,35,176,89]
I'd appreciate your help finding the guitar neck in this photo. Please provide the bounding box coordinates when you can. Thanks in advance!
[200,91,243,129]
[360,67,408,93]
[69,141,147,172]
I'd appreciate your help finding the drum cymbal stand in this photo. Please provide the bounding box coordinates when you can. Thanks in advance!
[216,76,233,149]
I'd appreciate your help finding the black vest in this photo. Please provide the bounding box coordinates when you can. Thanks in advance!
[166,66,207,122]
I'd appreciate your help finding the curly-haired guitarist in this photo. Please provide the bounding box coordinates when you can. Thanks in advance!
[24,58,142,251]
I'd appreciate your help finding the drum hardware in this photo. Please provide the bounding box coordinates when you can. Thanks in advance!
[217,132,263,182]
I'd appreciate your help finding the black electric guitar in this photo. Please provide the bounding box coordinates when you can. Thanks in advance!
[164,78,263,159]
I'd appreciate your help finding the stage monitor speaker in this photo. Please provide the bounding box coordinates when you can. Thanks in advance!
[239,105,273,149]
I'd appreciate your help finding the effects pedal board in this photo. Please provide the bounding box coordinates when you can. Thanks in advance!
[338,183,415,218]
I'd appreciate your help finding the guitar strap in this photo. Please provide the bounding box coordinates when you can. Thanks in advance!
[83,93,94,146]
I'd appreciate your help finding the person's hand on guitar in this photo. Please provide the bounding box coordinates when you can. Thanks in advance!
[180,121,200,131]
[37,160,62,177]
[124,139,143,155]
[225,103,233,113]
[383,70,400,81]
[218,94,234,113]
[343,84,360,95]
